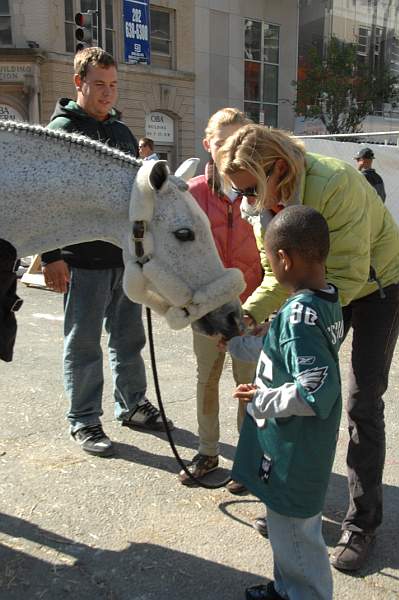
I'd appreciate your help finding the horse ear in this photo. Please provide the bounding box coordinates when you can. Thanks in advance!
[149,160,169,191]
[174,158,200,182]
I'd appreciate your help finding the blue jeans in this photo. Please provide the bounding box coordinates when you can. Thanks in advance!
[266,507,333,600]
[64,267,147,432]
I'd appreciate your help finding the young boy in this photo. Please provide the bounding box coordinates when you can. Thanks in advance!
[229,205,343,600]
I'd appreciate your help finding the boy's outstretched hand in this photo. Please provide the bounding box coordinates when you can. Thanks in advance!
[233,383,258,402]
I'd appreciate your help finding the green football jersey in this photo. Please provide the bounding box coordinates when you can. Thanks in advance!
[232,286,343,518]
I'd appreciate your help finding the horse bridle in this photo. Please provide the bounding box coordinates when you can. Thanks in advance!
[131,221,190,317]
[132,220,149,264]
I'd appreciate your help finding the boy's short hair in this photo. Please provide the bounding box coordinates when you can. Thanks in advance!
[74,47,116,79]
[266,205,330,262]
[139,137,154,151]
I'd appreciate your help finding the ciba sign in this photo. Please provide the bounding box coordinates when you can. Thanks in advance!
[0,104,24,121]
[124,0,151,64]
[145,112,174,143]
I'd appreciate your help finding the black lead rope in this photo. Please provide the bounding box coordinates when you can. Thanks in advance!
[145,306,232,489]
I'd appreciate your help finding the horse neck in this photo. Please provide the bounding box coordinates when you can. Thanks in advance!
[1,131,137,257]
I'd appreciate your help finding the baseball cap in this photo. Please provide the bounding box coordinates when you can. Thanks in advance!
[354,147,375,160]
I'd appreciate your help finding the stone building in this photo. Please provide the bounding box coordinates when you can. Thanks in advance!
[0,0,298,168]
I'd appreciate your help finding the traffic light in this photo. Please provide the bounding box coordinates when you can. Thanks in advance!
[75,12,94,52]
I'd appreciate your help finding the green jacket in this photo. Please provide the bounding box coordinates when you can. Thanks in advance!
[243,152,399,323]
[233,287,343,518]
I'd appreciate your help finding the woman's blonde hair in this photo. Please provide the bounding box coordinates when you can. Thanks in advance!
[216,124,306,208]
[205,108,252,195]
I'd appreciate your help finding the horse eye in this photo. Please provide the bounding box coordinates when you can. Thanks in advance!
[174,228,195,242]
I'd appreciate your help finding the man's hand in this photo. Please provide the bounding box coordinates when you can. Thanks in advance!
[42,260,70,293]
[233,383,258,402]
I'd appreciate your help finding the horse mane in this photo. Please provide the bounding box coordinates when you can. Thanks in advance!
[0,120,142,167]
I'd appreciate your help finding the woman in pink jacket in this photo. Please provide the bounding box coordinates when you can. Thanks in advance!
[178,108,263,492]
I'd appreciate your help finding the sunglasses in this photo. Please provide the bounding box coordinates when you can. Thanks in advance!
[231,185,258,197]
[231,163,275,198]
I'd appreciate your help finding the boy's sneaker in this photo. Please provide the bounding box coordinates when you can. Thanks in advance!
[71,424,114,457]
[179,453,219,486]
[121,397,174,432]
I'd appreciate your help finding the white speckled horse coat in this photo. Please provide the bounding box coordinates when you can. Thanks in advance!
[0,121,245,358]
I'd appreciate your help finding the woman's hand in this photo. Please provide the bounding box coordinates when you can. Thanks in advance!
[252,321,270,337]
[242,313,257,331]
[233,383,258,402]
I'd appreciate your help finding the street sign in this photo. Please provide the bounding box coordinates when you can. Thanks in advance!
[145,112,174,143]
[124,0,151,65]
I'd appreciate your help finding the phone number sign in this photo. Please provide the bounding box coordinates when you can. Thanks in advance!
[124,0,151,65]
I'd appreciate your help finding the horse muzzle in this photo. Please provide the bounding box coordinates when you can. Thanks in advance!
[123,256,245,332]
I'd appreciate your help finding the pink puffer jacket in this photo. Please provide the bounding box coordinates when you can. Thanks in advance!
[189,166,262,303]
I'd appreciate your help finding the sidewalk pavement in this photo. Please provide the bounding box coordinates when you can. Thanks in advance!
[0,286,398,600]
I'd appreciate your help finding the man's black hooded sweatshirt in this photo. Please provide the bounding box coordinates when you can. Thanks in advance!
[41,98,139,269]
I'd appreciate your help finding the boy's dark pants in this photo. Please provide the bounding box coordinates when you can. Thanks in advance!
[342,283,399,534]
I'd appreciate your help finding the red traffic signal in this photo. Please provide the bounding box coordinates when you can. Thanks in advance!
[75,12,93,28]
[75,12,94,51]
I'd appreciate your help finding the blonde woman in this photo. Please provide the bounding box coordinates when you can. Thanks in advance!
[217,124,399,574]
[179,109,263,492]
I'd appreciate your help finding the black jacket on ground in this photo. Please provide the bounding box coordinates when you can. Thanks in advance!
[41,98,139,269]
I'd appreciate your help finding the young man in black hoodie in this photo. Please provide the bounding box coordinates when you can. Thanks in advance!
[41,47,173,457]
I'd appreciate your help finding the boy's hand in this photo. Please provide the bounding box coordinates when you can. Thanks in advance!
[233,383,258,402]
[216,336,228,352]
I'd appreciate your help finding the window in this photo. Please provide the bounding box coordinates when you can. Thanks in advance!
[374,27,382,56]
[65,0,115,55]
[150,7,175,69]
[65,0,75,53]
[0,0,12,46]
[357,27,370,56]
[244,20,280,128]
[391,36,399,77]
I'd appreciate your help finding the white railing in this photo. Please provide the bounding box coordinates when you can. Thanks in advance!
[298,134,399,222]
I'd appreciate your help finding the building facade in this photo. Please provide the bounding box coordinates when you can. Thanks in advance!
[297,0,399,136]
[193,0,298,163]
[0,0,298,168]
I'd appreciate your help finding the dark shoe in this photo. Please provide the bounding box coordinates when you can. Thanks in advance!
[226,480,247,495]
[245,582,285,600]
[330,530,375,572]
[179,453,218,486]
[253,516,268,538]
[71,424,114,457]
[122,397,174,432]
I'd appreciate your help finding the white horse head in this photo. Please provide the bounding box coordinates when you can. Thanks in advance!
[0,121,245,339]
[123,158,245,337]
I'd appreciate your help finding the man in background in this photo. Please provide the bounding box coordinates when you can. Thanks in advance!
[139,137,159,161]
[354,147,386,203]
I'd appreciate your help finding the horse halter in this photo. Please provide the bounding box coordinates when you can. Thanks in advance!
[132,220,150,264]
